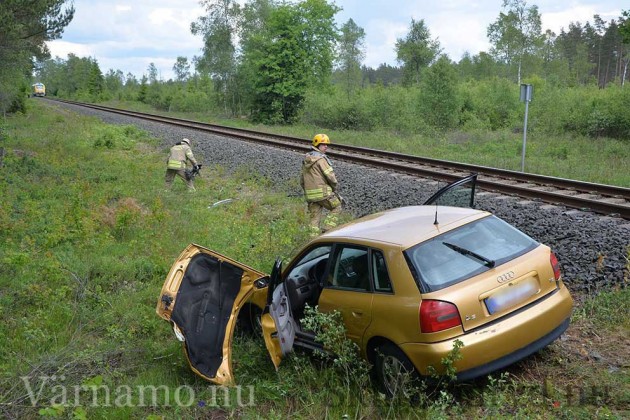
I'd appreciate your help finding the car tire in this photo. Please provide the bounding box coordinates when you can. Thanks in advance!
[374,343,420,398]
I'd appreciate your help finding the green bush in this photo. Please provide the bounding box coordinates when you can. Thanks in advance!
[540,84,630,140]
[302,85,429,134]
[459,78,521,130]
[169,89,218,113]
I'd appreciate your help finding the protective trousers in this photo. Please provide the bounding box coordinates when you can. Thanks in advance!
[165,169,195,191]
[307,195,341,235]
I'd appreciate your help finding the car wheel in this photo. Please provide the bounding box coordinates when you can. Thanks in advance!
[374,343,420,398]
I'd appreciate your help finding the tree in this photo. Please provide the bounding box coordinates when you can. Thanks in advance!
[173,57,191,83]
[620,10,630,86]
[87,61,104,98]
[593,15,607,86]
[137,76,148,103]
[296,0,340,88]
[487,0,543,84]
[248,3,310,123]
[245,0,339,123]
[147,63,159,84]
[0,0,74,114]
[540,29,571,85]
[237,0,275,112]
[125,73,138,87]
[104,70,124,93]
[395,19,441,86]
[36,55,104,99]
[419,56,460,130]
[367,63,403,86]
[191,0,241,114]
[601,20,622,85]
[335,19,365,98]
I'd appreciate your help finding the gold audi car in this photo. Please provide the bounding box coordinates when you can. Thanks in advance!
[156,175,573,395]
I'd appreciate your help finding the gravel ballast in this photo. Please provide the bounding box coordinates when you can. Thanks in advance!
[50,101,630,296]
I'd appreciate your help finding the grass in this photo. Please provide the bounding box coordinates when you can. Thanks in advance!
[102,99,630,187]
[0,100,628,418]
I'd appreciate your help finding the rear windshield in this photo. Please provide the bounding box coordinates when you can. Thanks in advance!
[404,215,539,292]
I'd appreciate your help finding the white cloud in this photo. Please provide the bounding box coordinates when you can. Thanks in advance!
[48,41,94,58]
[363,19,407,67]
[45,0,625,79]
[46,1,204,80]
[542,6,621,34]
[428,13,493,60]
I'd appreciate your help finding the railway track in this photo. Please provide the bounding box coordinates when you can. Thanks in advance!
[47,98,630,219]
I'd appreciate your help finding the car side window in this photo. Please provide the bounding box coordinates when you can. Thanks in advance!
[372,250,393,293]
[327,246,370,291]
[285,245,331,285]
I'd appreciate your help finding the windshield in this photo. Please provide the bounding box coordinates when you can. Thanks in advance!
[404,215,538,292]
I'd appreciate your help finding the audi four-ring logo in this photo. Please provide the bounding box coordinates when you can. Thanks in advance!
[497,271,515,283]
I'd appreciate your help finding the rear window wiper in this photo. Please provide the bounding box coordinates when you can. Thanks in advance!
[442,241,495,268]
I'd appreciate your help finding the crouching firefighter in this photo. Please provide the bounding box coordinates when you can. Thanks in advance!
[300,134,342,236]
[165,138,199,192]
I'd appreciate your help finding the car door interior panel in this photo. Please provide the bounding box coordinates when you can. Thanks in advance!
[170,253,243,379]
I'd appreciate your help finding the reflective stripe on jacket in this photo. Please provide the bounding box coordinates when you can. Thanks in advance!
[166,144,197,170]
[300,147,338,203]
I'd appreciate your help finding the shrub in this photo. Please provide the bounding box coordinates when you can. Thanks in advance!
[301,305,371,395]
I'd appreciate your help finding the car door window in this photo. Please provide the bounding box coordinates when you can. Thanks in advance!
[328,246,370,291]
[371,250,393,293]
[284,245,331,315]
[423,173,477,208]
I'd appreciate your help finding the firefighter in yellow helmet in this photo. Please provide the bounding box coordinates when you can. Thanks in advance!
[300,134,342,236]
[165,138,198,191]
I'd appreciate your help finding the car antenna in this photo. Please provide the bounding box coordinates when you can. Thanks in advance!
[433,180,440,225]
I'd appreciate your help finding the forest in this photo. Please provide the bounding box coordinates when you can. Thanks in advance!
[1,0,629,140]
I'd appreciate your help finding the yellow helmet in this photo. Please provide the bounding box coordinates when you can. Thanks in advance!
[312,133,330,147]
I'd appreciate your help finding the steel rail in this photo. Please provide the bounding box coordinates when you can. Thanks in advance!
[46,98,630,219]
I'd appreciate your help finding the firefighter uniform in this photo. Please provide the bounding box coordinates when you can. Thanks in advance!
[300,134,341,236]
[165,138,198,191]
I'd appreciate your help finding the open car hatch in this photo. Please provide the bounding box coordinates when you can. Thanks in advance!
[156,244,268,385]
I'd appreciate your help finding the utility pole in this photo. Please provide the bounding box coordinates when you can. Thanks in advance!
[520,84,533,172]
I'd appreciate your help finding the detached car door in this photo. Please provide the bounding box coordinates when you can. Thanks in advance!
[156,244,268,385]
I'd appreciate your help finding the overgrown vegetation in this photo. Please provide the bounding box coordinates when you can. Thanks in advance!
[0,0,74,116]
[0,100,627,418]
[31,1,630,136]
[27,1,629,187]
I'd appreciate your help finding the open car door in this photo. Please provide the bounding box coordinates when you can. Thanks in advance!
[260,259,298,370]
[423,173,477,208]
[156,244,268,385]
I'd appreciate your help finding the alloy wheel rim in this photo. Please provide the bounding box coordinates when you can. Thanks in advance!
[382,355,410,397]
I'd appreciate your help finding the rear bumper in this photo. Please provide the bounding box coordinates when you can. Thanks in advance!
[454,316,569,381]
[400,285,573,379]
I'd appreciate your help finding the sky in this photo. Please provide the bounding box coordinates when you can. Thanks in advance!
[46,0,624,81]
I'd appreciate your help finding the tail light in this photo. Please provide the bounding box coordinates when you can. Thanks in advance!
[550,252,561,281]
[420,300,462,333]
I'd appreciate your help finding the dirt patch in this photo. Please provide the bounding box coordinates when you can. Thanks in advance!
[558,319,629,371]
[11,148,38,159]
[447,131,472,144]
[100,197,151,228]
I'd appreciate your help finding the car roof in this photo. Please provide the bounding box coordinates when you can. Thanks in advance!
[320,206,490,248]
